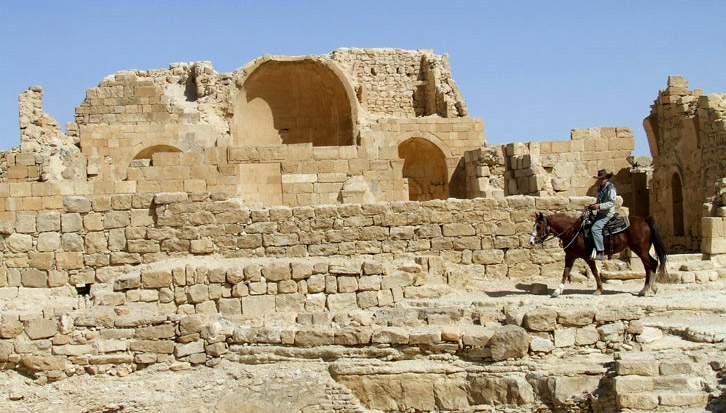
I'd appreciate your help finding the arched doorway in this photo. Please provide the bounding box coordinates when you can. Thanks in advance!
[672,172,684,236]
[398,138,448,201]
[232,60,354,147]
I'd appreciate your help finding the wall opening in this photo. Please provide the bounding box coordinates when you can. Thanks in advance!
[672,172,684,236]
[132,145,182,161]
[232,60,354,147]
[398,138,448,201]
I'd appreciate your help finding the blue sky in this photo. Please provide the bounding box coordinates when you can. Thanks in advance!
[1,1,725,155]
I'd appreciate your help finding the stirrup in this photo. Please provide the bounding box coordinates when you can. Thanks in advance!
[595,252,606,261]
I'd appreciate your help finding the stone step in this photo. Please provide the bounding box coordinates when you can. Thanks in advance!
[618,390,710,410]
[666,253,705,263]
[678,260,715,271]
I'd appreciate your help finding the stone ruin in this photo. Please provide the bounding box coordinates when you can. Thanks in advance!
[0,49,725,411]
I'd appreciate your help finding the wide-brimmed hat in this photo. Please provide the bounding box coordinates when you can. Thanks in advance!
[593,169,613,179]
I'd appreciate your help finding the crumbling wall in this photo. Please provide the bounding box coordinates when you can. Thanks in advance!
[645,75,726,252]
[0,86,85,183]
[465,127,636,207]
[329,48,468,119]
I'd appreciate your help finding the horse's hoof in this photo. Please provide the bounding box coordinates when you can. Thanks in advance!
[637,289,647,297]
[550,290,561,298]
[592,290,602,296]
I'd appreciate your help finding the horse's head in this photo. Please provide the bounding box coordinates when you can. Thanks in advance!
[529,212,549,245]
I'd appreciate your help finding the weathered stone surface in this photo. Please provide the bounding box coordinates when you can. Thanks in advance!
[529,336,554,353]
[294,328,334,346]
[21,355,68,371]
[141,271,172,288]
[24,318,58,339]
[489,325,529,361]
[557,307,595,326]
[523,307,557,332]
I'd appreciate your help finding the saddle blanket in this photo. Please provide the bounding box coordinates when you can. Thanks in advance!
[603,215,630,236]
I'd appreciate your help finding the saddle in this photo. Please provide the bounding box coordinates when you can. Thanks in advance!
[582,213,631,257]
[583,213,630,237]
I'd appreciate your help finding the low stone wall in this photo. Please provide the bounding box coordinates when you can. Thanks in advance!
[0,270,655,383]
[0,193,599,289]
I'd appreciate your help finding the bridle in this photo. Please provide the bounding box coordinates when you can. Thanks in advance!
[533,214,582,250]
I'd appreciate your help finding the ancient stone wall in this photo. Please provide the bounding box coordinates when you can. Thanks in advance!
[645,75,726,252]
[463,127,637,207]
[0,193,608,290]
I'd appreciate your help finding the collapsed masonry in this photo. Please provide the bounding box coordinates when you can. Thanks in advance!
[1,50,726,411]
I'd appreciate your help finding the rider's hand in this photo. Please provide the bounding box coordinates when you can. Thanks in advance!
[592,204,600,210]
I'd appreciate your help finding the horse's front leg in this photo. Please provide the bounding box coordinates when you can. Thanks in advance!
[585,258,603,295]
[552,255,576,297]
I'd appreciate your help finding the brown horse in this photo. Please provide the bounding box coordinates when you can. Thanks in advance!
[529,211,667,297]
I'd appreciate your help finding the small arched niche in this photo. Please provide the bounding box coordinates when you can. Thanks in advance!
[398,138,448,201]
[232,59,354,147]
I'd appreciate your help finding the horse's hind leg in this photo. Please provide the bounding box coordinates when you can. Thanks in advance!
[635,251,659,296]
[552,255,576,298]
[584,258,603,295]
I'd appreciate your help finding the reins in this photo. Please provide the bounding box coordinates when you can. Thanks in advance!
[538,215,581,250]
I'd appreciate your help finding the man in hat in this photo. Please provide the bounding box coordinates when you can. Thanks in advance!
[588,170,616,260]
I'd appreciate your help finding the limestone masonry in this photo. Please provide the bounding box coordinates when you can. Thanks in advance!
[1,49,725,411]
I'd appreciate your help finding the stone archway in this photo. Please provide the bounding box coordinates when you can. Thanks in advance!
[232,59,355,147]
[132,145,182,161]
[398,138,448,201]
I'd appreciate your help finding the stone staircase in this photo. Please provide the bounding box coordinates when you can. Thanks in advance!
[600,253,726,284]
[614,351,719,412]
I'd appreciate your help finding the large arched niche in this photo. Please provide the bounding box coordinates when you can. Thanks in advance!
[398,137,449,201]
[231,58,356,147]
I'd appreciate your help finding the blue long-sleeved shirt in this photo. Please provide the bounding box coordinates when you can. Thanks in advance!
[596,181,616,216]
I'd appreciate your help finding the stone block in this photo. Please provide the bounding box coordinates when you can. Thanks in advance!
[24,318,58,339]
[617,393,658,410]
[129,340,175,354]
[337,276,359,293]
[262,262,291,281]
[56,252,84,270]
[21,355,68,372]
[7,233,33,252]
[135,325,175,340]
[335,327,372,345]
[529,336,554,353]
[37,211,61,232]
[276,294,305,312]
[462,326,496,347]
[575,325,599,346]
[63,196,91,213]
[141,271,172,288]
[190,238,214,254]
[372,327,409,345]
[295,328,334,346]
[21,269,47,287]
[524,307,558,332]
[489,325,529,361]
[597,321,624,342]
[557,308,595,327]
[327,293,358,311]
[616,359,659,376]
[187,285,209,304]
[554,328,576,348]
[242,295,275,317]
[356,291,378,309]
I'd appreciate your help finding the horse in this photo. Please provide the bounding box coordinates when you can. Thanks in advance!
[529,210,667,297]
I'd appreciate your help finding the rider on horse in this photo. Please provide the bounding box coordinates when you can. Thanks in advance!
[589,169,616,260]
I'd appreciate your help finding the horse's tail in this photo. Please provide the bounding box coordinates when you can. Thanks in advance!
[646,216,667,275]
